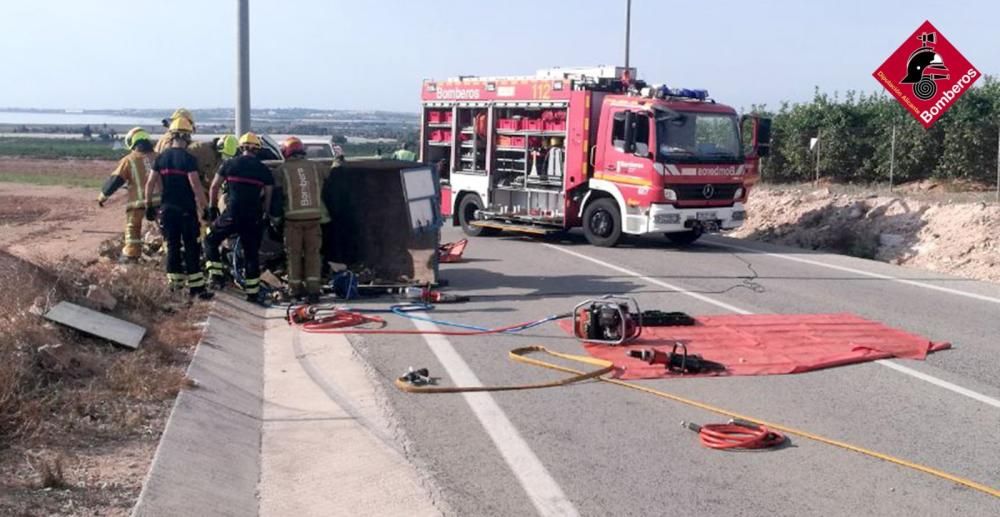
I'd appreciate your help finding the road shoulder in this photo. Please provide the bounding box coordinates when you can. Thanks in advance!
[258,310,442,517]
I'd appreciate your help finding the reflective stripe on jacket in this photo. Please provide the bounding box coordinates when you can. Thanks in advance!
[116,151,160,209]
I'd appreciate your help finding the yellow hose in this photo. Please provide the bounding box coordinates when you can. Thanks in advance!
[398,346,1000,499]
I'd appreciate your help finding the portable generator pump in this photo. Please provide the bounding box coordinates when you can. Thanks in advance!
[573,295,642,345]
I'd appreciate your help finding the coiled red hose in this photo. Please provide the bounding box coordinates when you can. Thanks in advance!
[687,421,786,450]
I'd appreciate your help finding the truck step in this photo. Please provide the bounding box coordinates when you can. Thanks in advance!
[471,220,562,236]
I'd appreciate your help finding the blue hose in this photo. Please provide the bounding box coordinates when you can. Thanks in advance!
[390,306,568,333]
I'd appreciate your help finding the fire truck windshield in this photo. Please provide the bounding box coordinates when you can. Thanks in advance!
[655,111,741,164]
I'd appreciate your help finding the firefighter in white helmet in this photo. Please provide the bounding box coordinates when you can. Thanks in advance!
[98,127,160,262]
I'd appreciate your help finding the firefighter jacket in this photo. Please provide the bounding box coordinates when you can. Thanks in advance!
[276,157,329,221]
[154,133,172,154]
[110,150,160,209]
[187,141,222,188]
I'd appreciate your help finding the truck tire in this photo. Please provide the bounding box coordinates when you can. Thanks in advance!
[458,194,498,237]
[665,229,703,246]
[583,198,622,247]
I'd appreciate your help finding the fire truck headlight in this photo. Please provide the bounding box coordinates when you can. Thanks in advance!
[733,187,745,200]
[655,213,681,225]
[732,210,746,221]
[663,189,677,201]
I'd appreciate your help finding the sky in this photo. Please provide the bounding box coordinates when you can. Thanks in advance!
[0,0,997,113]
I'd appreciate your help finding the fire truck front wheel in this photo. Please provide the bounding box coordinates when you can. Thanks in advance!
[458,194,499,237]
[583,198,622,247]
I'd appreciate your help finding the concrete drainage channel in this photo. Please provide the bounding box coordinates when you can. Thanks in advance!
[131,296,441,517]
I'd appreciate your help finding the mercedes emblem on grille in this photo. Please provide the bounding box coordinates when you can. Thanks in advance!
[702,184,715,199]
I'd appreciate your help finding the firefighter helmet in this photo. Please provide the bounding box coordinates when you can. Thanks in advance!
[239,132,262,150]
[549,137,564,147]
[169,117,194,134]
[280,136,305,158]
[901,47,946,84]
[216,134,239,158]
[124,127,151,149]
[170,108,194,124]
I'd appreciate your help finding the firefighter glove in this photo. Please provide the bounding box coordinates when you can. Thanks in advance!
[144,205,157,222]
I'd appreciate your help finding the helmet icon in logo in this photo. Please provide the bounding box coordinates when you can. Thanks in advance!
[702,184,715,199]
[901,32,949,100]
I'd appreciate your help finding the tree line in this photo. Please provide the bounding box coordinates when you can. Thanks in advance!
[753,75,1000,185]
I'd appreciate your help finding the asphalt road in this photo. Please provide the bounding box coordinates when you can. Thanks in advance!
[346,227,1000,516]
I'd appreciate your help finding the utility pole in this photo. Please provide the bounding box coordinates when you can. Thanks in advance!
[889,124,897,191]
[236,0,251,135]
[815,130,821,183]
[624,0,632,71]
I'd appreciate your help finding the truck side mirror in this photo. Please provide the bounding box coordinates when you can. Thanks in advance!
[755,118,772,157]
[623,111,637,154]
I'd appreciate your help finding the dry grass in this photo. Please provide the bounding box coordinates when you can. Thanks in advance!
[26,452,68,489]
[0,244,211,514]
[0,247,208,444]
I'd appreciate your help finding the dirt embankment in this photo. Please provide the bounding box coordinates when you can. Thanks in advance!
[732,184,1000,282]
[0,174,207,515]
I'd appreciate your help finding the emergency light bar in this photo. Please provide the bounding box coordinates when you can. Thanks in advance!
[658,86,709,100]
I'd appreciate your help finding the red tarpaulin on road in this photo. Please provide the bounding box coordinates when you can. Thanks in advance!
[560,313,950,380]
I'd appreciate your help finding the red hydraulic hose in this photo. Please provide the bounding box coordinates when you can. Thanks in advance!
[288,306,557,336]
[684,420,786,450]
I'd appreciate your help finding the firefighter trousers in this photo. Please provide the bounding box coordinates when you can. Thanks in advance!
[285,219,322,295]
[205,211,263,295]
[123,208,145,258]
[159,205,205,293]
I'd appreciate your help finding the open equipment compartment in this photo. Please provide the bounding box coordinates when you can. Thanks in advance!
[490,104,569,225]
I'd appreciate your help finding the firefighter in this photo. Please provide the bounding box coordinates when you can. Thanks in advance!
[212,135,240,213]
[144,118,213,299]
[216,134,239,161]
[97,128,160,262]
[187,138,223,192]
[205,132,275,305]
[275,137,329,303]
[154,108,195,153]
[391,142,417,161]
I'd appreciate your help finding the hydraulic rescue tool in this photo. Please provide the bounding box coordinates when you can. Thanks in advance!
[628,342,726,374]
[572,295,642,345]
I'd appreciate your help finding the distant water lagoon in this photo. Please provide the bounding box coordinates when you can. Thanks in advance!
[0,111,162,126]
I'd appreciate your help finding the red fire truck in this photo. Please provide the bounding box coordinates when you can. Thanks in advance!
[420,66,771,246]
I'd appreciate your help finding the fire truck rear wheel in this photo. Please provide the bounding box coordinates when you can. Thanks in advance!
[458,194,498,237]
[583,198,622,247]
[665,228,703,246]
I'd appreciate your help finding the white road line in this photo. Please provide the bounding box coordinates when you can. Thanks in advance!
[875,360,1000,409]
[543,243,1000,410]
[709,240,1000,306]
[540,244,752,315]
[411,315,579,517]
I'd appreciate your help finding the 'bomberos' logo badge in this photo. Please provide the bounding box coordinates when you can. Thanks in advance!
[873,20,980,128]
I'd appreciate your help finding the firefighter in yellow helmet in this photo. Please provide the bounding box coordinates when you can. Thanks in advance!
[97,127,160,262]
[144,117,213,299]
[154,108,195,153]
[273,136,330,303]
[205,132,275,305]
